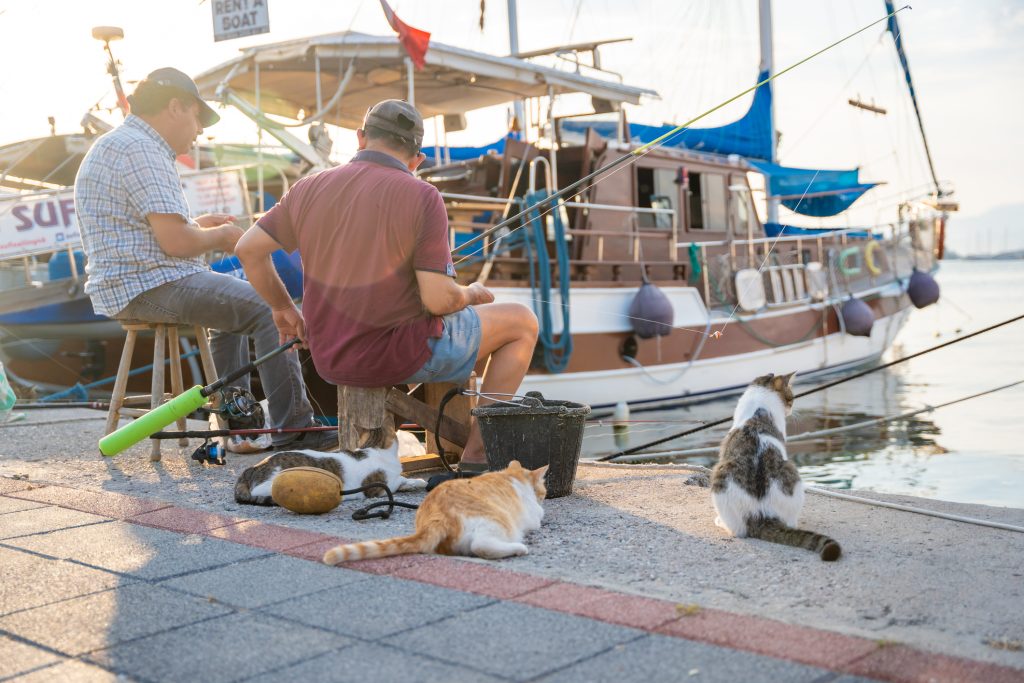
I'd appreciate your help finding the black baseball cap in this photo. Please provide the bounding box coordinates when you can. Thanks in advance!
[363,99,424,146]
[143,67,220,127]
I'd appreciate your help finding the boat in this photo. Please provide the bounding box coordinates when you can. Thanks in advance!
[190,1,956,411]
[7,2,956,413]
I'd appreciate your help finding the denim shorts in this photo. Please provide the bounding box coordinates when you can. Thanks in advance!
[402,307,482,384]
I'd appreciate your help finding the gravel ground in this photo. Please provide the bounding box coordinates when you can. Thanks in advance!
[2,408,1023,670]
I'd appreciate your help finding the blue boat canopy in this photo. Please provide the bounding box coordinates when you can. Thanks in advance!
[423,137,507,163]
[748,161,878,217]
[763,222,874,238]
[560,70,774,161]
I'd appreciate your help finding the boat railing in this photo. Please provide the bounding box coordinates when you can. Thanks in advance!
[674,224,910,308]
[440,191,680,273]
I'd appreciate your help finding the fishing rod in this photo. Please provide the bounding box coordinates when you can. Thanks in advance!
[99,338,301,456]
[597,311,1024,461]
[452,4,911,260]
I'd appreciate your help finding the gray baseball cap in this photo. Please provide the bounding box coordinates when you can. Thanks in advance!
[363,99,424,146]
[144,67,220,127]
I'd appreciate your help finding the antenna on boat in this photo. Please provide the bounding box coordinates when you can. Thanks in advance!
[91,26,130,119]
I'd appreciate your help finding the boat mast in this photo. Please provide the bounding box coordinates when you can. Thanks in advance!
[507,0,526,134]
[758,0,779,225]
[884,0,943,197]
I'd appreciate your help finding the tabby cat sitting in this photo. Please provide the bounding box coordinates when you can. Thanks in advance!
[324,460,548,563]
[234,434,426,506]
[711,372,842,561]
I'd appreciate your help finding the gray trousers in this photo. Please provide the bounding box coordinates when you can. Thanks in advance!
[116,271,313,441]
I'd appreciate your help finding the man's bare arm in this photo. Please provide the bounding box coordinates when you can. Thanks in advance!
[236,225,306,345]
[147,213,243,258]
[416,270,494,315]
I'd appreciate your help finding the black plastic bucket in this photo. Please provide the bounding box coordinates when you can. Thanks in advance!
[471,391,591,498]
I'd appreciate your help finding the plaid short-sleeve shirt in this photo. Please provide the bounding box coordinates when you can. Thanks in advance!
[74,115,207,317]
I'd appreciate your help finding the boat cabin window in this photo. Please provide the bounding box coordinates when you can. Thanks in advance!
[636,167,677,229]
[686,171,728,232]
[731,180,759,237]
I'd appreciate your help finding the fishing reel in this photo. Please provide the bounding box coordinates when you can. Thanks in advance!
[190,439,225,466]
[213,386,265,430]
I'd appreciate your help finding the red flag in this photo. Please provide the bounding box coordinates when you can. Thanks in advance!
[379,0,430,69]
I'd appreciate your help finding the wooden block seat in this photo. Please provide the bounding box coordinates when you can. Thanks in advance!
[103,321,219,462]
[337,375,478,473]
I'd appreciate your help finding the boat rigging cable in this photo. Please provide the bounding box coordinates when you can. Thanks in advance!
[596,311,1024,460]
[450,5,912,265]
[608,376,1024,462]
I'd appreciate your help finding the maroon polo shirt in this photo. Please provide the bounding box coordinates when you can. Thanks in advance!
[258,150,453,387]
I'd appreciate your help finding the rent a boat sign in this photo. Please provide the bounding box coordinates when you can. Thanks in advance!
[0,167,250,260]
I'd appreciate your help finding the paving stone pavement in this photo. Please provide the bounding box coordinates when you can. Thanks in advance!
[1,479,1023,682]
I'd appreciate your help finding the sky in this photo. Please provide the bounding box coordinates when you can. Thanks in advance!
[1,0,1021,252]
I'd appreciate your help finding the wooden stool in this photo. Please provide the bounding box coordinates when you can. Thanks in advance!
[337,375,478,472]
[104,321,219,462]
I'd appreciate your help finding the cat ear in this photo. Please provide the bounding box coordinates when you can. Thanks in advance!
[784,371,797,385]
[531,465,549,483]
[506,460,522,471]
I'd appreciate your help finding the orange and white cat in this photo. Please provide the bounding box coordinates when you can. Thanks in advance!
[323,460,548,563]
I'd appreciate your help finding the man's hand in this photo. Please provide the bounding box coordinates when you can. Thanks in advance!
[217,223,246,253]
[194,213,236,228]
[466,281,495,305]
[271,303,307,348]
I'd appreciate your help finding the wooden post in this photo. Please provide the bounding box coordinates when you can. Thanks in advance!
[336,385,396,451]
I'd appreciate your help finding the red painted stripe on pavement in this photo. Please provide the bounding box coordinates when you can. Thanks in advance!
[2,478,1020,683]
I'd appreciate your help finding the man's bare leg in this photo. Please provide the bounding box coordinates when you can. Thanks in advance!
[460,302,538,465]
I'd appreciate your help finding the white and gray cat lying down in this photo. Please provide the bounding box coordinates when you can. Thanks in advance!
[234,436,426,505]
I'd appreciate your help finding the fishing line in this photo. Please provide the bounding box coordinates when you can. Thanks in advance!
[608,376,1024,462]
[597,311,1024,460]
[450,4,911,265]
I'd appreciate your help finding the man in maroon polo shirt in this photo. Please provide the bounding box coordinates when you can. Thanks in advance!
[236,99,538,468]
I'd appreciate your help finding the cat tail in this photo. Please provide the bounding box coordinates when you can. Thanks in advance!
[747,517,842,561]
[322,525,444,565]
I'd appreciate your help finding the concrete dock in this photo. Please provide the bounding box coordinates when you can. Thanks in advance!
[1,407,1022,682]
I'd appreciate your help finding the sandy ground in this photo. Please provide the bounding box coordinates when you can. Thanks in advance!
[2,407,1022,670]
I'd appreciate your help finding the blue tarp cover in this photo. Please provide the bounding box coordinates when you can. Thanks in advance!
[423,137,506,163]
[748,161,877,217]
[560,70,774,161]
[763,223,874,238]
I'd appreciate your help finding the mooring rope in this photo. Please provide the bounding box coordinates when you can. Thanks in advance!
[597,312,1024,461]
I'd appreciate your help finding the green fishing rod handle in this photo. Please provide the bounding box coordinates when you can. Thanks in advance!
[99,385,207,457]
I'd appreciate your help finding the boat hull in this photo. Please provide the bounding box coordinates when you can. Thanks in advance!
[497,282,913,410]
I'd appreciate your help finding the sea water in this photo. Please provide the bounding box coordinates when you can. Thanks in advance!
[584,260,1024,508]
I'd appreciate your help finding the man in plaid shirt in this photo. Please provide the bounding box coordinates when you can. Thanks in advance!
[74,67,336,451]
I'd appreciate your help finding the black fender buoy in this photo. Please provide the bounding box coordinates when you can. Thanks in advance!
[841,297,875,337]
[907,269,940,309]
[629,282,674,339]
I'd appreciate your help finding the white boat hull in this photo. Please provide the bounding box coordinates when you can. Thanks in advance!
[493,284,913,409]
